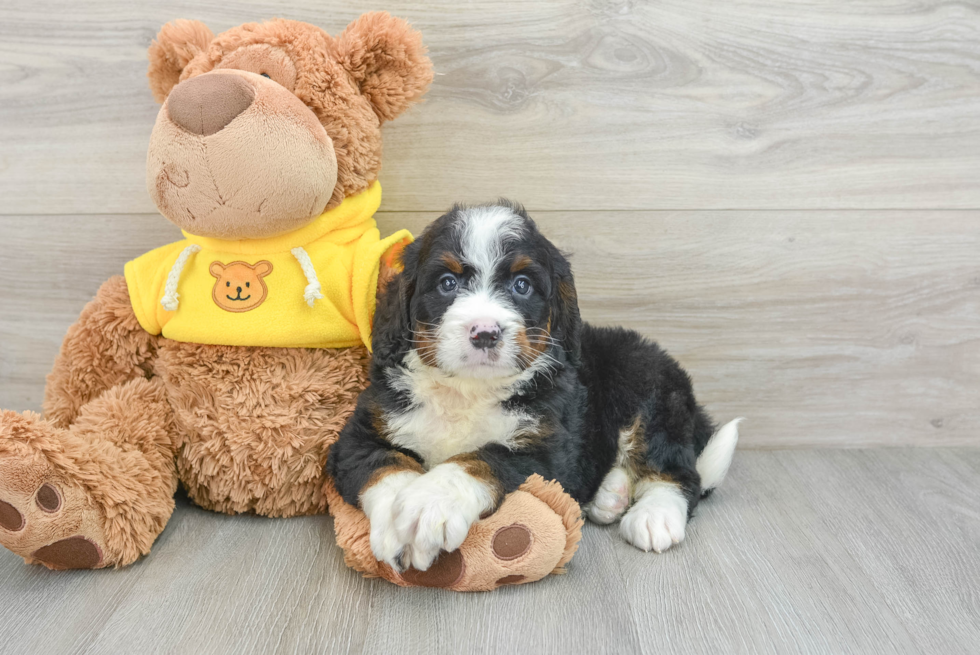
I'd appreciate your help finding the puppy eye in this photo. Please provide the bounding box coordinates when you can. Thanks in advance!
[512,276,532,296]
[438,274,458,295]
[260,72,272,79]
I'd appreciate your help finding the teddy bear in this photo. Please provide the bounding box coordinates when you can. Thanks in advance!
[0,13,581,591]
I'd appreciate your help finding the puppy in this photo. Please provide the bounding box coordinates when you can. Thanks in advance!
[327,203,741,572]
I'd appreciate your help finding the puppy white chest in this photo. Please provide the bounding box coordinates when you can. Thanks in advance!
[385,364,528,467]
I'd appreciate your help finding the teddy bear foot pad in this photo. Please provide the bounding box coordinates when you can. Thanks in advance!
[398,522,534,589]
[0,413,109,570]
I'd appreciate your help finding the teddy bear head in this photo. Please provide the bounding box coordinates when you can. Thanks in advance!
[146,13,432,240]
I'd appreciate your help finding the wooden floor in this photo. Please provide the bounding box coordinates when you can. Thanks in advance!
[0,449,977,655]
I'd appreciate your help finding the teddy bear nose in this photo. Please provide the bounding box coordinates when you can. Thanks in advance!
[167,73,256,136]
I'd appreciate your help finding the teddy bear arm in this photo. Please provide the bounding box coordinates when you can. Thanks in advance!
[43,275,160,428]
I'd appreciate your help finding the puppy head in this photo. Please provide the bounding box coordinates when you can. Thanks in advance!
[375,203,581,378]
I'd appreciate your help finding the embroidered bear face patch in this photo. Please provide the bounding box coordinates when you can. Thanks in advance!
[209,260,273,312]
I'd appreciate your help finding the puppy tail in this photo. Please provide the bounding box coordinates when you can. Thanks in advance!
[696,418,742,494]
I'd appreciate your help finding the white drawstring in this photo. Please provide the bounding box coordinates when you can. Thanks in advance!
[160,244,202,312]
[291,246,323,307]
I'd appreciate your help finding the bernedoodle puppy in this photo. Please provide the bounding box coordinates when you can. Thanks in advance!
[328,202,741,572]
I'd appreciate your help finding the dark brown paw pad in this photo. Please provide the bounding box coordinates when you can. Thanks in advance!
[401,550,464,588]
[496,574,526,586]
[0,500,25,532]
[32,536,103,570]
[492,524,531,560]
[35,483,62,513]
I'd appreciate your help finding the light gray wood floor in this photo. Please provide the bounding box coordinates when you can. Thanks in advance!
[0,449,977,655]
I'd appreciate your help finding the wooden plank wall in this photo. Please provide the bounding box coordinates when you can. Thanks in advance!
[1,0,978,447]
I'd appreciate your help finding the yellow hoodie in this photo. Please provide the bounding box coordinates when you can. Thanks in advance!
[124,183,409,351]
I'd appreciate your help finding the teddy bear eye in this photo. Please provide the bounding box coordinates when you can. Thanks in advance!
[260,73,271,79]
[246,282,250,287]
[226,281,231,287]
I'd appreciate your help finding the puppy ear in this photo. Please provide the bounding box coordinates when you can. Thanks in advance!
[550,250,582,367]
[336,12,434,123]
[371,240,420,368]
[147,19,214,103]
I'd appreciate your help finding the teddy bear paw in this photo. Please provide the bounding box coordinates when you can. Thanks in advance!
[0,413,108,570]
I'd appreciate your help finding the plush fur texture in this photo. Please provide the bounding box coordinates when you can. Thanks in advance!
[160,340,371,517]
[42,276,161,429]
[0,15,582,590]
[149,15,434,217]
[147,19,215,102]
[329,204,741,569]
[0,370,178,569]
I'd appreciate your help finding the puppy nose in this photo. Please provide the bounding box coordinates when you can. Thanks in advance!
[468,320,501,350]
[167,73,256,136]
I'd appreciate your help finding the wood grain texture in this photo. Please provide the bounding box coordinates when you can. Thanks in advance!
[618,448,980,654]
[0,449,977,655]
[2,210,977,447]
[1,0,979,213]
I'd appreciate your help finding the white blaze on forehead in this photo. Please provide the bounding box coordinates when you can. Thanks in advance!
[455,205,524,283]
[423,204,535,378]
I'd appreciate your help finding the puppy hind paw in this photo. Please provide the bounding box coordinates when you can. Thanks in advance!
[586,468,631,525]
[620,486,688,554]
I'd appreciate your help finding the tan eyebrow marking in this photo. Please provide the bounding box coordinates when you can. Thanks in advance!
[510,255,533,273]
[440,253,464,274]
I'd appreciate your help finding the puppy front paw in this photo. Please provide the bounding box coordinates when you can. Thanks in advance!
[619,482,688,553]
[361,470,421,571]
[392,463,496,572]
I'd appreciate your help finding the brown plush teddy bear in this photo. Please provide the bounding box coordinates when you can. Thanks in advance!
[0,13,581,591]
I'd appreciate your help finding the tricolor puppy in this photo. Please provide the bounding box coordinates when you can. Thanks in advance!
[328,203,741,572]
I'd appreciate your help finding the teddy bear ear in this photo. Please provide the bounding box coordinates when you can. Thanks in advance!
[336,12,434,123]
[147,19,214,103]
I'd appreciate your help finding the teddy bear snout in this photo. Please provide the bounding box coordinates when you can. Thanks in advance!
[167,73,255,137]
